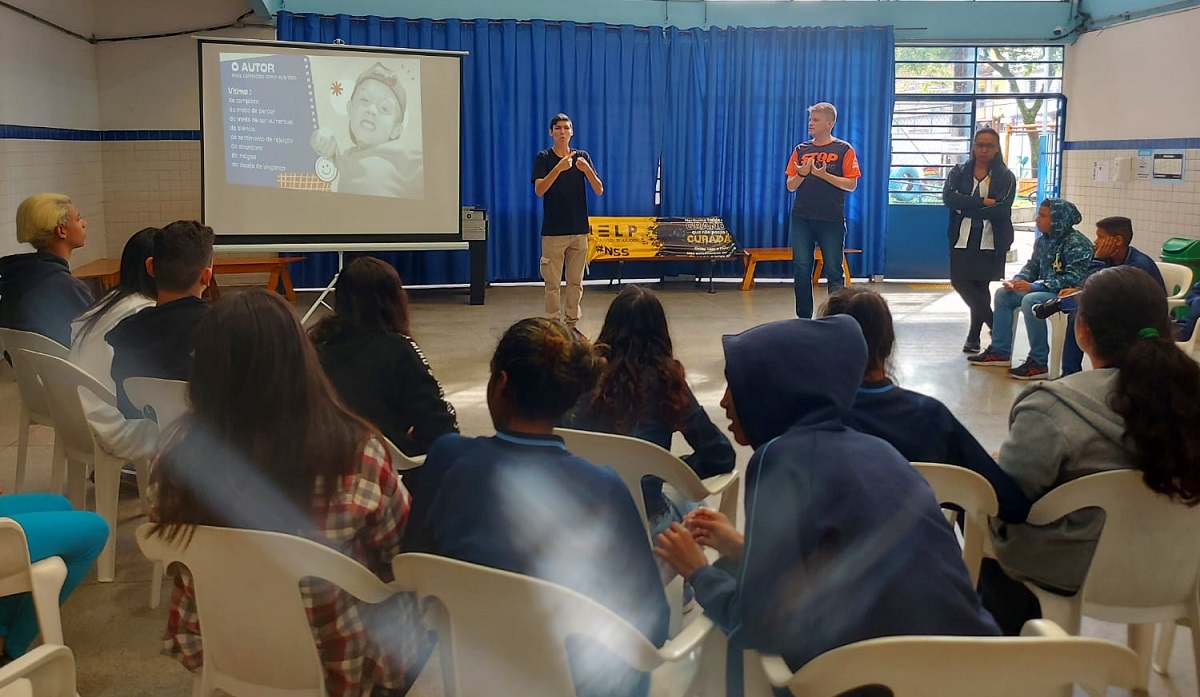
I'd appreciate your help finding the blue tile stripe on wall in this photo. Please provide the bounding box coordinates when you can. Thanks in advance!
[0,125,200,141]
[1064,137,1200,151]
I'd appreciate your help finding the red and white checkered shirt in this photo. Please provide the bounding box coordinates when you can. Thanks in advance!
[151,435,427,696]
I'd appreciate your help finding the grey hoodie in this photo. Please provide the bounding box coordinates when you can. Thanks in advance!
[990,368,1130,592]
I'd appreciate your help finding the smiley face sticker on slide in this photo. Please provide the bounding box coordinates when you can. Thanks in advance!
[315,156,338,183]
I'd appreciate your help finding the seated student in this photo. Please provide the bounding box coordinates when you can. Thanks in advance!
[148,289,428,696]
[561,284,735,533]
[1177,280,1200,342]
[0,193,93,353]
[0,492,107,663]
[968,198,1093,380]
[404,317,668,697]
[981,265,1200,635]
[655,316,998,693]
[310,256,458,461]
[106,220,213,419]
[1037,216,1165,375]
[820,286,1030,523]
[69,227,160,460]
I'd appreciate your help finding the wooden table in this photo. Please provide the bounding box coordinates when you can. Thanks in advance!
[73,256,306,301]
[740,247,862,291]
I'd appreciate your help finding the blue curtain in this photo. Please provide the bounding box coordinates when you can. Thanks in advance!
[661,25,894,278]
[276,13,893,285]
[277,13,666,286]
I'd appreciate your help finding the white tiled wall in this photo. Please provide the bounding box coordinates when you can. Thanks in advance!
[1060,149,1200,257]
[100,141,201,257]
[0,139,107,266]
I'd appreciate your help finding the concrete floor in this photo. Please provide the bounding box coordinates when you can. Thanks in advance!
[0,278,1194,696]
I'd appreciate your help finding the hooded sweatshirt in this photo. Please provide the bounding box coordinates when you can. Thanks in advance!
[0,252,93,349]
[1014,198,1095,293]
[990,368,1130,593]
[691,316,998,683]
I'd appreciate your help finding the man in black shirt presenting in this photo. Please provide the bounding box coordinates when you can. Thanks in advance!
[532,113,604,335]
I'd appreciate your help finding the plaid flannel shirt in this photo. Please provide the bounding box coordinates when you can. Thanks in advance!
[151,435,427,696]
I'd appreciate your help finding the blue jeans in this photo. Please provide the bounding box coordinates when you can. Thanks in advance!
[991,288,1056,365]
[790,215,846,319]
[0,494,109,656]
[1060,295,1084,375]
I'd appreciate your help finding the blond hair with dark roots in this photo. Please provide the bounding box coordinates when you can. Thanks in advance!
[15,193,73,250]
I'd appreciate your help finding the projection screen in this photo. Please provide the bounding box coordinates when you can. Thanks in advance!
[198,37,463,243]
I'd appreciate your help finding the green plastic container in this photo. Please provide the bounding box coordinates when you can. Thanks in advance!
[1161,238,1200,289]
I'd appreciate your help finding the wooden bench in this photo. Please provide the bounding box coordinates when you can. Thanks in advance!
[73,256,307,301]
[596,254,743,294]
[740,247,862,291]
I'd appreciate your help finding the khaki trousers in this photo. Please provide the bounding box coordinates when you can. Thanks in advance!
[540,234,587,327]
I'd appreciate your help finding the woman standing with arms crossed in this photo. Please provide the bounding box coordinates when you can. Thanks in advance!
[944,128,1016,354]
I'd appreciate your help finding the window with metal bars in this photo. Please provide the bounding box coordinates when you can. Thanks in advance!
[891,46,1065,206]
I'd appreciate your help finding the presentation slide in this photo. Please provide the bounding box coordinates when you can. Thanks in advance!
[199,38,461,241]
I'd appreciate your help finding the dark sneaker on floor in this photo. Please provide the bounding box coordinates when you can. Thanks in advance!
[966,348,1011,367]
[962,338,981,353]
[1008,358,1049,380]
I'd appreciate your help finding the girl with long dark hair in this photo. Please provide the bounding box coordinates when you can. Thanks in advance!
[69,227,159,459]
[982,265,1200,633]
[561,285,734,532]
[150,289,427,696]
[310,257,457,457]
[943,127,1017,353]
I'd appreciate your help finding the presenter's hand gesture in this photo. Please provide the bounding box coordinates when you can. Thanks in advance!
[811,159,828,179]
[797,158,813,177]
[575,156,594,176]
[654,523,710,580]
[684,508,744,562]
[554,150,577,173]
[310,128,338,158]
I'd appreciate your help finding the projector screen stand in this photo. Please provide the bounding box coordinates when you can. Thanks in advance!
[300,251,344,324]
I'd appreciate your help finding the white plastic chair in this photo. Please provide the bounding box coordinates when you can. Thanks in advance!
[911,462,998,587]
[19,351,148,583]
[1157,261,1192,308]
[553,427,740,633]
[135,523,396,697]
[742,619,1140,697]
[1010,308,1068,379]
[552,428,740,536]
[1019,468,1200,691]
[380,436,425,471]
[0,519,68,647]
[390,552,712,697]
[1153,261,1197,356]
[0,644,78,697]
[0,330,67,494]
[122,377,189,433]
[121,376,187,609]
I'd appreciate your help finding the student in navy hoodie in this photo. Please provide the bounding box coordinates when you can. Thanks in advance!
[821,286,1030,523]
[403,317,669,697]
[106,220,213,418]
[655,316,999,695]
[0,193,93,353]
